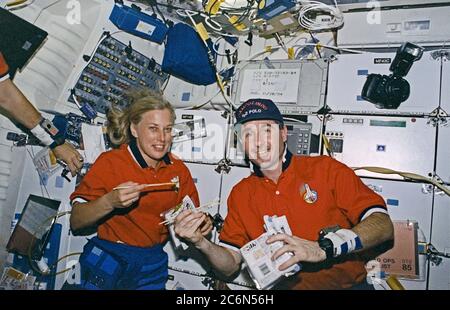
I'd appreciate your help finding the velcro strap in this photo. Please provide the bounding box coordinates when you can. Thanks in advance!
[324,229,363,257]
[30,124,54,146]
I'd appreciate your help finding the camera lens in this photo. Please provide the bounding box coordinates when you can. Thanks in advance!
[384,76,410,104]
[362,74,410,109]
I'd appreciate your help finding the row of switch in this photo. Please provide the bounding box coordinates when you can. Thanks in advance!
[297,144,309,149]
[93,56,113,70]
[76,84,102,97]
[343,118,364,124]
[114,79,130,90]
[326,132,344,137]
[86,65,109,81]
[98,48,121,63]
[124,62,144,74]
[117,69,138,81]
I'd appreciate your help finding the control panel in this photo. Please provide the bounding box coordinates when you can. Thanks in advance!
[69,35,169,114]
[285,121,312,156]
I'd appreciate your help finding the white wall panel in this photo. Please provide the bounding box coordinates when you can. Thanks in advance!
[327,52,441,115]
[325,115,436,179]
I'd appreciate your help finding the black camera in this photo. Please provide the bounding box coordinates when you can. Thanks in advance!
[361,42,424,109]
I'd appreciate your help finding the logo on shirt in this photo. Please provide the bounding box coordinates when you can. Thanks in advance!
[302,184,318,204]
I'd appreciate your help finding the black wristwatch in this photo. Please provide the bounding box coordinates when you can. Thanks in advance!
[49,135,66,149]
[318,225,340,259]
[40,118,65,149]
[318,235,334,259]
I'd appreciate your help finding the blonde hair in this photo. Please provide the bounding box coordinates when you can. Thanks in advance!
[107,89,175,147]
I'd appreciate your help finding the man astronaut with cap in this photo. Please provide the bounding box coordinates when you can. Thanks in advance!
[174,98,394,289]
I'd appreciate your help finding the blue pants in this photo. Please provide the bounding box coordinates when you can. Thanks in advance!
[78,237,168,290]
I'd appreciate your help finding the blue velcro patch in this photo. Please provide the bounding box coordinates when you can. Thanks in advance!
[181,92,191,102]
[355,236,363,251]
[92,246,103,256]
[387,199,399,206]
[86,246,102,266]
[340,242,349,255]
[100,255,119,275]
[358,69,369,76]
[55,176,65,188]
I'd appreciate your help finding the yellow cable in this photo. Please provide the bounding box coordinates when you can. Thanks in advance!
[288,47,295,60]
[228,15,247,31]
[321,134,333,156]
[353,166,450,196]
[194,22,210,42]
[51,252,83,275]
[6,0,27,7]
[205,0,224,15]
[386,275,405,290]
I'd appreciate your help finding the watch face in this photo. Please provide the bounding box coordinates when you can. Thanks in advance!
[40,119,59,136]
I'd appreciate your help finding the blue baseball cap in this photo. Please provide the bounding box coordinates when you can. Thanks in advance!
[235,98,284,125]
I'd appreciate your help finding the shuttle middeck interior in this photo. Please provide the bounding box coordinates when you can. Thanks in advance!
[0,0,449,291]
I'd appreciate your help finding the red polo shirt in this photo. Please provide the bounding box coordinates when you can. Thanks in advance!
[0,52,10,82]
[219,152,387,289]
[70,140,199,247]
